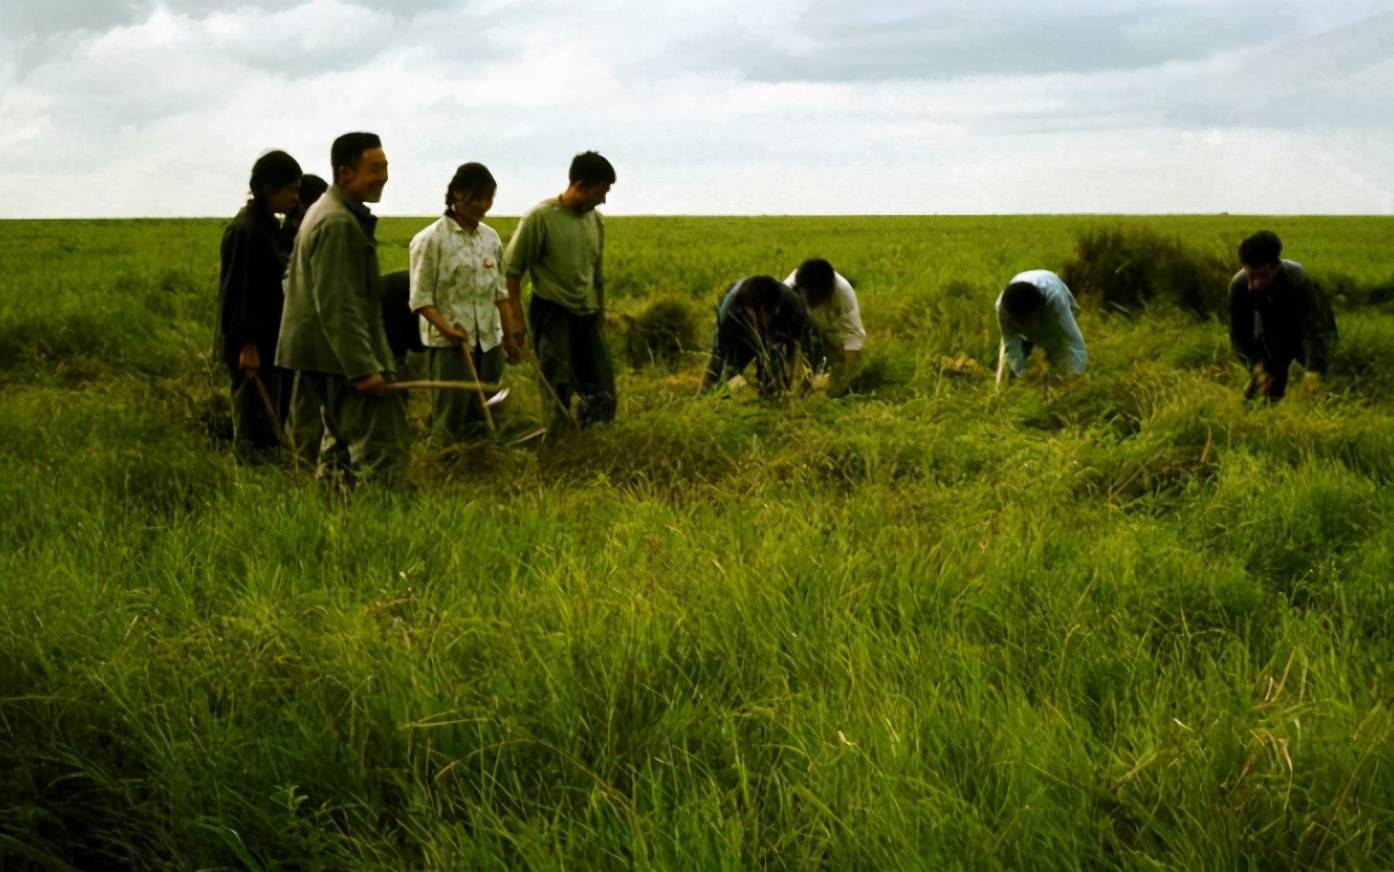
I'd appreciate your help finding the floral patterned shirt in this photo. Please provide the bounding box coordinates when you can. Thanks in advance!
[408,215,509,350]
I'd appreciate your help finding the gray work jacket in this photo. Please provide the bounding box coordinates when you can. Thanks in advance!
[276,185,394,381]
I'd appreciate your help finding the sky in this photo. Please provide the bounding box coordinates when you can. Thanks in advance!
[0,0,1391,216]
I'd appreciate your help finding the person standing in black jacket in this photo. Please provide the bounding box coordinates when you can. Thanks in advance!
[1228,230,1337,402]
[216,150,303,457]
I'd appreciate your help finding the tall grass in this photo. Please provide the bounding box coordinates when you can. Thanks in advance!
[3,215,1394,868]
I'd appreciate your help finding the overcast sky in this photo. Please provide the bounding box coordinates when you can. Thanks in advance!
[1,0,1390,216]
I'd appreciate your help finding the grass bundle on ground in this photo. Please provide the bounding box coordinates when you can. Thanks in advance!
[616,293,703,370]
[1061,227,1232,317]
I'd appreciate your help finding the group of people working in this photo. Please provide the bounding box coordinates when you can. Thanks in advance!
[693,229,1335,403]
[216,133,616,484]
[215,130,1339,487]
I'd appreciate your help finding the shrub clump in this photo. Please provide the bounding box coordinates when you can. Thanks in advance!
[1061,227,1232,318]
[1325,271,1394,308]
[617,294,703,370]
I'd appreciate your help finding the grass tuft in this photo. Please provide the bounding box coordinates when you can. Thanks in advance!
[1061,226,1232,317]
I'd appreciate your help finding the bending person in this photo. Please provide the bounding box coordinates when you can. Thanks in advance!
[784,258,866,388]
[1228,230,1336,402]
[995,269,1087,384]
[701,275,816,397]
[215,149,302,459]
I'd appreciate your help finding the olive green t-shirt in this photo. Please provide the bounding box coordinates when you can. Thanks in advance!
[504,197,604,314]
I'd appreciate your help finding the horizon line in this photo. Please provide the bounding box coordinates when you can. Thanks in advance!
[3,212,1393,221]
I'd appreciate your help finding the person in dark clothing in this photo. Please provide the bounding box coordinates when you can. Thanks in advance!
[280,173,328,248]
[216,149,303,458]
[1228,230,1337,402]
[701,275,816,397]
[379,270,427,365]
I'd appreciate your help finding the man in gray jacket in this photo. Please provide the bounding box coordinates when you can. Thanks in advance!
[277,132,407,485]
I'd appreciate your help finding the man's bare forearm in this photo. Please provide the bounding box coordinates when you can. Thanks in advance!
[495,300,518,335]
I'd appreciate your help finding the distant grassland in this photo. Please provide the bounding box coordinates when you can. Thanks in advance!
[3,215,1394,868]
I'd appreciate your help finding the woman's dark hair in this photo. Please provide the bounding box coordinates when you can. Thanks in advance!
[298,174,328,208]
[249,150,302,200]
[445,162,497,210]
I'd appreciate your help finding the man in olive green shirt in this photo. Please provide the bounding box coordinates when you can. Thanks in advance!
[504,151,616,429]
[277,131,407,485]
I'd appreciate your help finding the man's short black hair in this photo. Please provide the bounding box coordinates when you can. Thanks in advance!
[331,132,382,177]
[793,258,836,307]
[736,275,784,318]
[445,162,497,209]
[298,174,328,208]
[1000,281,1046,322]
[569,151,616,186]
[249,149,302,200]
[1239,230,1283,268]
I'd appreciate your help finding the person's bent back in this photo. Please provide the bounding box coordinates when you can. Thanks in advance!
[784,258,866,375]
[995,270,1087,383]
[702,275,815,396]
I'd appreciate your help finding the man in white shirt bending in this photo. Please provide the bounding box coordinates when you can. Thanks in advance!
[995,269,1088,385]
[784,259,866,389]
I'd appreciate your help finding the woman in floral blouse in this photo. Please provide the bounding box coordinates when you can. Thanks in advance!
[408,163,519,443]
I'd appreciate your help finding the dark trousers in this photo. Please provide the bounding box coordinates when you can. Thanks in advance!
[529,295,616,428]
[1245,348,1303,401]
[425,343,505,443]
[230,366,291,460]
[286,371,409,485]
[703,333,801,397]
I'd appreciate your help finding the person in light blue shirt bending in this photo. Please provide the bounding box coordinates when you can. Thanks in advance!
[995,270,1087,384]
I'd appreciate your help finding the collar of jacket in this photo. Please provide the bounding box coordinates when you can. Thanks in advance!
[239,198,280,229]
[328,184,378,240]
[442,210,482,236]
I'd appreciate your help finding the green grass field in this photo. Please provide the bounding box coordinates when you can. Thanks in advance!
[3,214,1394,869]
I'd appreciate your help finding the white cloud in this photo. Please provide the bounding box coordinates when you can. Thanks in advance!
[204,0,394,63]
[0,0,1389,216]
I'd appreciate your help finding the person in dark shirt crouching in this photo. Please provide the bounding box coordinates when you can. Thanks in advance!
[1228,230,1337,402]
[701,275,816,397]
